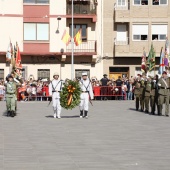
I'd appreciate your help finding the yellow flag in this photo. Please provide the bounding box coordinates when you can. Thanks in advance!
[74,29,82,46]
[61,30,71,46]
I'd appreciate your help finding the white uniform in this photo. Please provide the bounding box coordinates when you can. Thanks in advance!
[79,78,94,112]
[49,79,62,118]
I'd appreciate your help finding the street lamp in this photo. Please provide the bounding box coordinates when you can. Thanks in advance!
[71,0,74,80]
[55,16,61,34]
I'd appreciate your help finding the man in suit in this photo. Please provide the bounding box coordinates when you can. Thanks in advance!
[157,71,169,116]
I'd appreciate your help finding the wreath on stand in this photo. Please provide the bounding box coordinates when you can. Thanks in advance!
[60,80,81,110]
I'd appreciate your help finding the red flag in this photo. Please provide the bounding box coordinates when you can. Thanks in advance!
[61,30,71,46]
[15,46,22,69]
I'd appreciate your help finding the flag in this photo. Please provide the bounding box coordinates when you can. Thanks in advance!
[6,41,12,62]
[74,29,82,46]
[158,47,165,75]
[141,49,147,73]
[147,43,156,72]
[15,43,22,69]
[164,38,169,67]
[61,30,71,46]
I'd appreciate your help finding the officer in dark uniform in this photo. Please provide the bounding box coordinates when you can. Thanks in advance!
[100,74,109,100]
[116,76,122,100]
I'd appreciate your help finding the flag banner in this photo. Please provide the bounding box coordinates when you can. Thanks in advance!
[74,29,82,46]
[165,37,169,67]
[6,41,12,63]
[158,47,165,75]
[15,43,22,69]
[61,30,71,46]
[147,43,156,72]
[141,49,147,73]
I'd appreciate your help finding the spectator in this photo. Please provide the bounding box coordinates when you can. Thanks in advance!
[100,74,109,100]
[121,81,127,100]
[116,76,122,100]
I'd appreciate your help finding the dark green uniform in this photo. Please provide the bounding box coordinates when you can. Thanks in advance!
[158,77,169,116]
[139,79,145,111]
[144,80,151,113]
[134,80,140,110]
[6,81,17,117]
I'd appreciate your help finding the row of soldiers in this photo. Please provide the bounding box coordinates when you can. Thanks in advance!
[133,71,169,116]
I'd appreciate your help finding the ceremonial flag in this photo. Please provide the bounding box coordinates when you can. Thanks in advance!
[61,30,71,46]
[164,37,169,67]
[141,49,147,74]
[147,43,156,72]
[158,47,165,75]
[74,29,82,46]
[6,41,13,62]
[15,43,22,69]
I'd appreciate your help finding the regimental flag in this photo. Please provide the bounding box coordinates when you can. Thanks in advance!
[141,48,147,74]
[61,30,71,46]
[158,47,165,75]
[74,29,82,46]
[6,41,13,62]
[15,43,22,69]
[147,43,156,72]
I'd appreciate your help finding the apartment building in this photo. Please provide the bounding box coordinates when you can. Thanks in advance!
[0,0,103,80]
[103,0,170,79]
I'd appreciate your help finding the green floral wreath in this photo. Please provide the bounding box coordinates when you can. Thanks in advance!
[60,80,81,110]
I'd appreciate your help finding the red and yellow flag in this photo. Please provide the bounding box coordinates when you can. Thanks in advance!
[15,44,22,69]
[61,30,71,46]
[74,29,82,46]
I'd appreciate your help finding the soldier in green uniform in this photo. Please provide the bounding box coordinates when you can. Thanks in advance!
[157,71,169,117]
[144,77,151,113]
[6,75,17,117]
[139,74,146,112]
[133,77,141,111]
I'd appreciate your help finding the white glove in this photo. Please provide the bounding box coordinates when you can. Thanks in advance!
[158,83,161,86]
[153,80,156,83]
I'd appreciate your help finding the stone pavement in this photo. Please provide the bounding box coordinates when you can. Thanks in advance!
[0,100,170,170]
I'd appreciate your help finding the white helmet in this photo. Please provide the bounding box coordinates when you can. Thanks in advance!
[53,72,59,77]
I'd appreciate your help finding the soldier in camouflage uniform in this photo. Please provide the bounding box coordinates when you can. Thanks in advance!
[139,74,146,112]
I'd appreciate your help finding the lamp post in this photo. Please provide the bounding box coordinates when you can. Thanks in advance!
[71,0,74,80]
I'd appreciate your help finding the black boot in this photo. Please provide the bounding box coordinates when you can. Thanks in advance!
[7,111,11,117]
[84,111,88,118]
[11,111,15,117]
[80,110,83,118]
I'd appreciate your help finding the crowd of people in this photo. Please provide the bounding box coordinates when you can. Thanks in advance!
[0,74,135,102]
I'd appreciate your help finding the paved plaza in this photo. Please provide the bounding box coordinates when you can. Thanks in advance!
[0,100,170,170]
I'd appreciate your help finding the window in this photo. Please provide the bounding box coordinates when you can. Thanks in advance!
[153,0,168,5]
[134,0,148,5]
[75,69,90,80]
[69,24,87,41]
[0,69,4,80]
[117,0,126,6]
[23,0,49,4]
[24,23,49,41]
[152,25,167,40]
[132,25,148,41]
[38,69,50,80]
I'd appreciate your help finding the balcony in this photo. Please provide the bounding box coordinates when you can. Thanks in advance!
[66,40,97,55]
[66,0,97,22]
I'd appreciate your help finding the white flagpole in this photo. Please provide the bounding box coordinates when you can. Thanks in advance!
[71,0,74,80]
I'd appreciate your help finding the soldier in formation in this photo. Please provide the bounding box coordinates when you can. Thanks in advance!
[134,71,169,117]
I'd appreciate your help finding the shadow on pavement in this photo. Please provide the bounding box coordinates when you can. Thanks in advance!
[45,115,80,118]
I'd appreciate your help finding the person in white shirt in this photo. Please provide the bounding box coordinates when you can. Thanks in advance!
[49,72,63,119]
[79,72,94,118]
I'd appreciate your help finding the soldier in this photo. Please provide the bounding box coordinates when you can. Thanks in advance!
[157,71,169,116]
[150,75,159,115]
[144,77,151,113]
[79,72,94,118]
[133,77,141,111]
[139,73,146,112]
[6,75,17,117]
[49,72,63,119]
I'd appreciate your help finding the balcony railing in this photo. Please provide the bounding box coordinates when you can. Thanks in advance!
[67,3,96,15]
[114,37,129,45]
[114,2,130,10]
[66,40,97,53]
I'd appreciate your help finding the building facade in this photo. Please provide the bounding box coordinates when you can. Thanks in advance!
[103,0,170,80]
[0,0,103,80]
